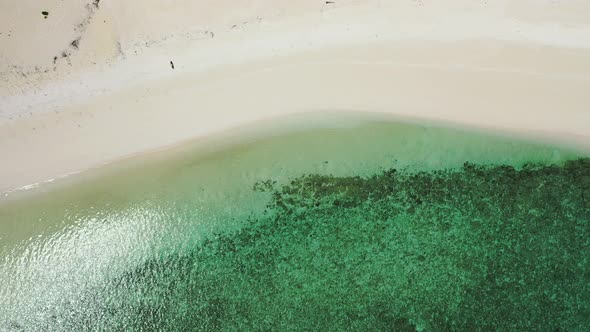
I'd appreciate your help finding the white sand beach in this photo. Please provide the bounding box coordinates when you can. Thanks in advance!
[1,0,590,194]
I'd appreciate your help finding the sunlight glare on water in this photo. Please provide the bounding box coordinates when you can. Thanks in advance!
[0,114,588,330]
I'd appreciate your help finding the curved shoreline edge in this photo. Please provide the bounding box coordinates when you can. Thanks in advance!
[1,1,590,195]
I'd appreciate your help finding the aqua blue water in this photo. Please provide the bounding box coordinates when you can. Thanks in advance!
[0,116,588,331]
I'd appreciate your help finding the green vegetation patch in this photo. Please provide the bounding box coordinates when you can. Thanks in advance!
[44,159,590,331]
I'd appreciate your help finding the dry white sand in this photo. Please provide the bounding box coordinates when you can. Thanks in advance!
[1,0,590,194]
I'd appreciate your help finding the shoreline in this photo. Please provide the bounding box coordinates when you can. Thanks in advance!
[2,1,590,196]
[1,113,586,254]
[1,111,589,205]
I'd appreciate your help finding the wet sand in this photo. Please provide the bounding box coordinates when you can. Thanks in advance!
[1,1,590,195]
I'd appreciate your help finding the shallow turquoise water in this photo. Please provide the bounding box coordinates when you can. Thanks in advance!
[0,115,588,330]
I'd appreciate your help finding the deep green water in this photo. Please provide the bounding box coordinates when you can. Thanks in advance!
[0,116,589,331]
